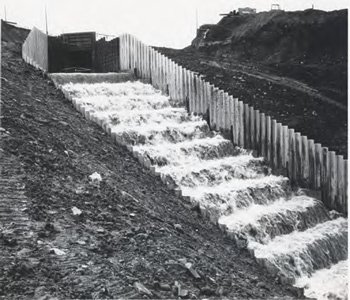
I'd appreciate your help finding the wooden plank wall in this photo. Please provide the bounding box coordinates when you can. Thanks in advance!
[119,33,348,215]
[22,27,48,72]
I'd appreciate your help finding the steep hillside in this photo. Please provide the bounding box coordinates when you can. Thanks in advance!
[193,9,347,64]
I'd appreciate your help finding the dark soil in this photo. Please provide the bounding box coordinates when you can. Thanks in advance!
[0,40,305,299]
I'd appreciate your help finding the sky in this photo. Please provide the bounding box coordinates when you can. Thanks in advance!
[0,0,348,48]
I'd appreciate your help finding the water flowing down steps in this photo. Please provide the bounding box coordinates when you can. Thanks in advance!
[50,74,348,300]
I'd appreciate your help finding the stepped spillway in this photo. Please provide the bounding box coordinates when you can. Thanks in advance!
[52,75,348,300]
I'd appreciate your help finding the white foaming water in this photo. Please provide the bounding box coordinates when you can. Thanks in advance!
[134,135,238,163]
[182,175,287,199]
[218,196,318,241]
[157,155,265,188]
[295,259,348,300]
[251,218,348,279]
[58,78,348,299]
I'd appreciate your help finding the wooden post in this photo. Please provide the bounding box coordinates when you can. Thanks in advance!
[179,66,184,103]
[139,40,143,77]
[282,126,289,169]
[315,143,322,190]
[194,75,200,114]
[140,42,144,78]
[302,136,309,186]
[224,93,230,131]
[201,79,206,114]
[288,128,295,183]
[206,83,211,120]
[238,101,244,148]
[167,59,172,99]
[208,85,214,129]
[212,88,219,130]
[146,45,150,79]
[125,34,129,70]
[218,90,224,129]
[295,132,302,185]
[202,80,207,115]
[244,104,250,149]
[308,140,316,189]
[260,113,266,158]
[271,119,277,168]
[276,123,283,169]
[249,107,255,151]
[156,52,160,89]
[232,98,238,145]
[344,160,347,215]
[336,155,344,213]
[321,147,329,207]
[196,76,201,114]
[329,151,337,210]
[266,116,271,162]
[255,110,260,156]
[119,35,124,70]
[183,68,189,108]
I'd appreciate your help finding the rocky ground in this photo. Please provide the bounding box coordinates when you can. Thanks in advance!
[0,40,306,299]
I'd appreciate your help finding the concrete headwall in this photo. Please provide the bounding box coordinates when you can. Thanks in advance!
[22,27,48,72]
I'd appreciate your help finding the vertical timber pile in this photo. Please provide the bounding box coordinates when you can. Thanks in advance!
[118,33,348,215]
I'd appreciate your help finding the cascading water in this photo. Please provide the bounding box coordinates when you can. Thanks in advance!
[56,77,348,300]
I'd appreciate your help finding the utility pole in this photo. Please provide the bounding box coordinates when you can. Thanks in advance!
[45,6,48,34]
[4,5,7,21]
[196,8,198,31]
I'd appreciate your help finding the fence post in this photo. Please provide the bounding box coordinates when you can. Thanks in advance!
[282,126,289,170]
[315,143,322,190]
[208,85,214,129]
[308,140,316,189]
[344,159,347,214]
[266,116,271,162]
[321,147,329,207]
[288,128,295,183]
[271,119,277,169]
[336,155,344,213]
[232,98,238,145]
[238,101,244,148]
[255,110,260,156]
[260,113,266,158]
[213,88,219,130]
[276,123,283,170]
[302,136,309,186]
[189,72,195,113]
[218,90,224,129]
[295,132,302,185]
[329,151,337,210]
[249,107,255,151]
[244,104,250,149]
[224,93,230,131]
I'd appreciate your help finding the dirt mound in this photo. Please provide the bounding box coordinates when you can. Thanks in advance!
[193,9,347,65]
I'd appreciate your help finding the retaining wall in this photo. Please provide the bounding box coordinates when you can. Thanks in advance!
[22,27,48,72]
[119,33,348,215]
